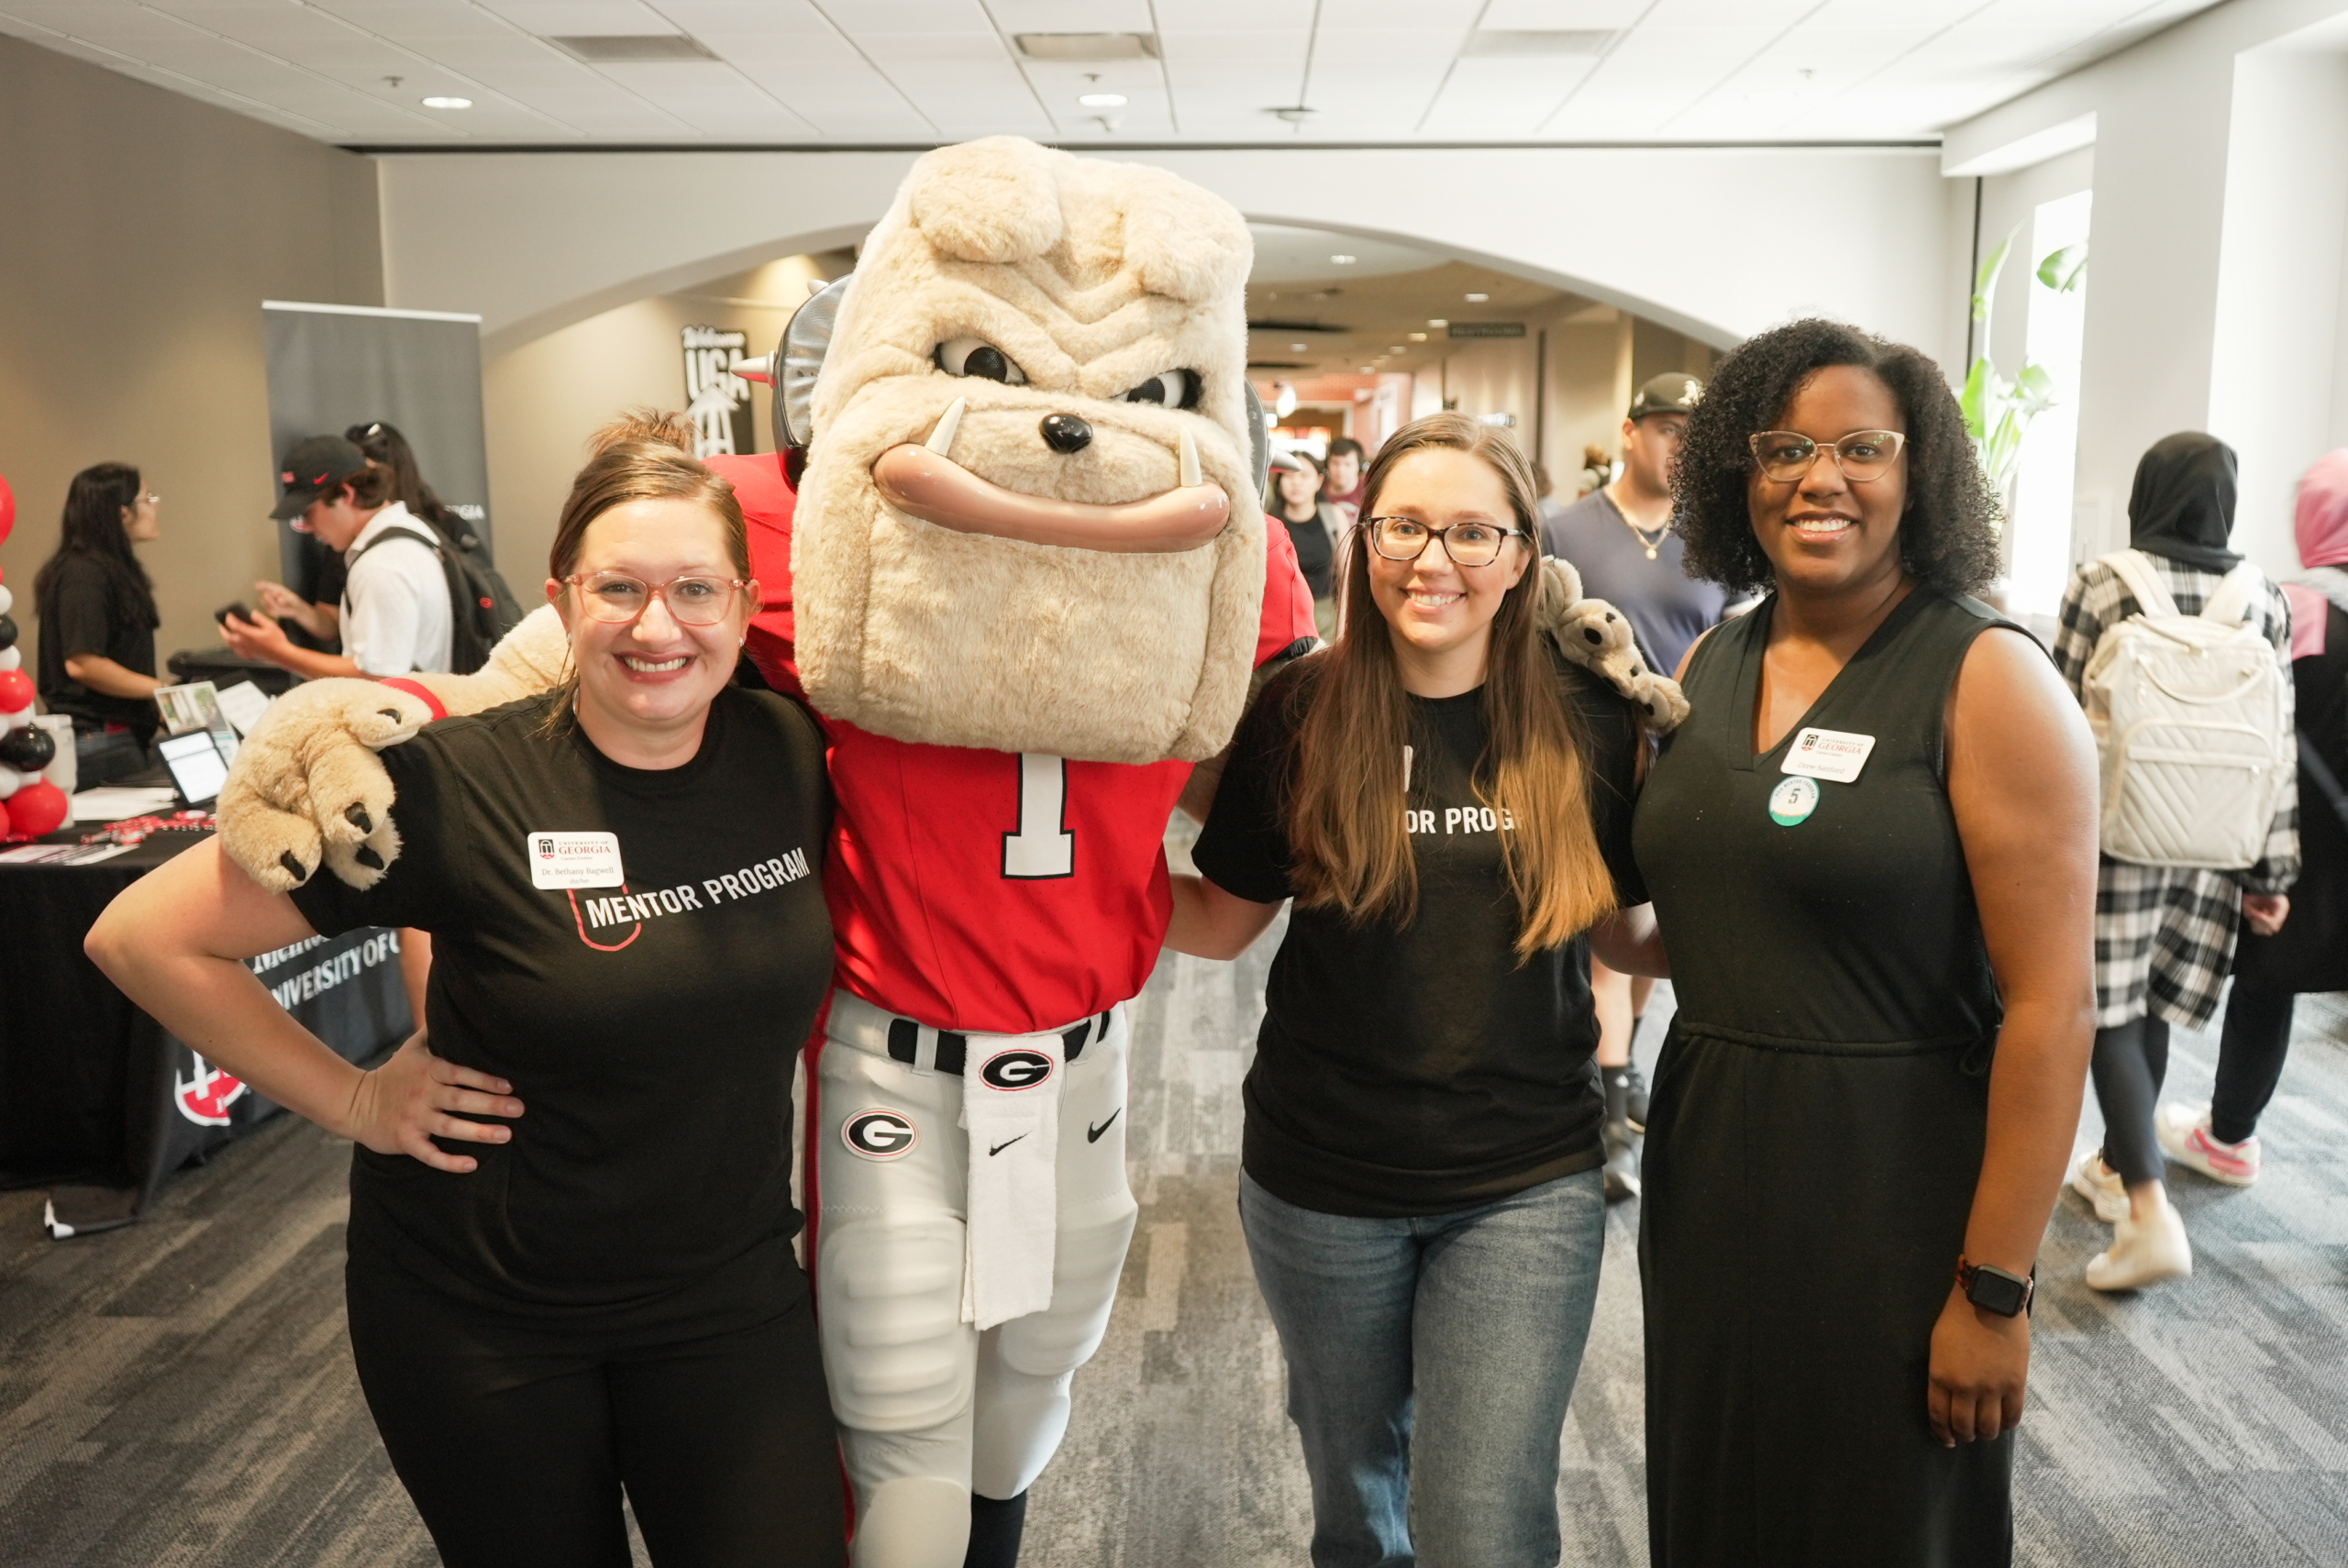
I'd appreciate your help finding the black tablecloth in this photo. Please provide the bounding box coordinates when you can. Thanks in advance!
[0,829,413,1230]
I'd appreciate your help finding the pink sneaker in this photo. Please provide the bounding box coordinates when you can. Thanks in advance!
[2155,1102,2260,1187]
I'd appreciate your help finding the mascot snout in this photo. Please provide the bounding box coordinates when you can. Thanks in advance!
[870,395,1231,554]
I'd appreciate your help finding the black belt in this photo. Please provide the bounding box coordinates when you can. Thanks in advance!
[885,1012,1111,1076]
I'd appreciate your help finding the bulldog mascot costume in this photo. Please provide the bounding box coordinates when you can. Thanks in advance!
[216,137,1683,1567]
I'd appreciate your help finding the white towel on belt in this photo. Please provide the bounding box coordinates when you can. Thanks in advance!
[960,1031,1064,1330]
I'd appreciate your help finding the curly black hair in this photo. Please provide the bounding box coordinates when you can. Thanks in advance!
[1673,318,2000,596]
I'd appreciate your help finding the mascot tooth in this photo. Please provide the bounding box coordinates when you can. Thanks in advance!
[215,136,1320,1568]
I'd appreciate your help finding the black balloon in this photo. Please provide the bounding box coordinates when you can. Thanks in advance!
[0,613,16,651]
[0,724,54,770]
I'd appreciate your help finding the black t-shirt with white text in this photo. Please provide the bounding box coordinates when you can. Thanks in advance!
[1193,654,1646,1217]
[292,687,832,1313]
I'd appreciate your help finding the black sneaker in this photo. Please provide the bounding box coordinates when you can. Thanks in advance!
[1601,1116,1641,1204]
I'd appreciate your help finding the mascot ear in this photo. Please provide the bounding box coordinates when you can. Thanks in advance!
[760,274,853,453]
[906,136,1066,264]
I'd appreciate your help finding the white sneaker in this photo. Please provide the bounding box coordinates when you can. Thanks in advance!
[2155,1101,2261,1187]
[2071,1151,2130,1223]
[2085,1200,2193,1291]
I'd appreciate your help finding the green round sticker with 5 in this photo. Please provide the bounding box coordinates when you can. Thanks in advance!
[1768,775,1820,826]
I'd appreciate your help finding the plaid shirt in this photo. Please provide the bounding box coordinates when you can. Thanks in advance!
[2053,555,2301,1029]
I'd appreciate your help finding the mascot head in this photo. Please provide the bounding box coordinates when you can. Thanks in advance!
[781,137,1263,764]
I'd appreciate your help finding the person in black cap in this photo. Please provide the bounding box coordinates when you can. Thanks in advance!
[1540,370,1731,1201]
[223,435,452,681]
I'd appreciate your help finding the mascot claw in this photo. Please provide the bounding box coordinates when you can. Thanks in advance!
[217,678,426,893]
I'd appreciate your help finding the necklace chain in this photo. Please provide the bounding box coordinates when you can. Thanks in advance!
[1611,487,1669,560]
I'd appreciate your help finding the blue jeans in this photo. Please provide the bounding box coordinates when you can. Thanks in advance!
[1239,1166,1607,1568]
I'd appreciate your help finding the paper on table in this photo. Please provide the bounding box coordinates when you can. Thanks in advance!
[214,680,272,737]
[69,786,181,821]
[0,842,134,866]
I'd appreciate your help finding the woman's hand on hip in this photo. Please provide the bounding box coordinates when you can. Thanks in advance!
[343,1033,523,1173]
[1927,1283,2029,1446]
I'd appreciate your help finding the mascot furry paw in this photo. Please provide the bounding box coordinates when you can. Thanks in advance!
[218,601,572,888]
[216,679,432,890]
[1535,557,1689,731]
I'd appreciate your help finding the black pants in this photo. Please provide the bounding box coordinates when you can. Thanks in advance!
[2211,978,2296,1145]
[346,1246,845,1568]
[2092,1016,2170,1187]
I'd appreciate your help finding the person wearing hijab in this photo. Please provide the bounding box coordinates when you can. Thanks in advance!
[2154,450,2348,1188]
[2050,433,2299,1290]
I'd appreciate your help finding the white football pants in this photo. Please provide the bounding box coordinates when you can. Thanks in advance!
[814,992,1138,1568]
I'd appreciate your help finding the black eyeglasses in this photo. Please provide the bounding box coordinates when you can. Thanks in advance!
[1747,430,1906,483]
[1363,516,1527,568]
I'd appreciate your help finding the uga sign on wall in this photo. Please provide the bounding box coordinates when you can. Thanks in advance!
[683,325,757,458]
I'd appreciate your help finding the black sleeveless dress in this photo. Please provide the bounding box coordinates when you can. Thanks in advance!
[1633,588,2019,1568]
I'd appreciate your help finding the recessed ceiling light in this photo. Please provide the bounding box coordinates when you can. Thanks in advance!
[1427,317,1448,327]
[1465,292,1489,303]
[1078,92,1127,107]
[1290,342,1308,352]
[1408,332,1427,342]
[1388,347,1404,354]
[422,95,471,109]
[1330,254,1357,266]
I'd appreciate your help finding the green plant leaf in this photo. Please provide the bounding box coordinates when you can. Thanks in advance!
[1962,357,1990,438]
[1971,228,2016,322]
[2036,242,2088,293]
[2014,360,2058,416]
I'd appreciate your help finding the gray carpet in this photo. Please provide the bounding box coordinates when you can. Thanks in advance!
[5,878,2347,1563]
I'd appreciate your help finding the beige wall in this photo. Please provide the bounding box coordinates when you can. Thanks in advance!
[482,254,846,589]
[1410,305,1715,498]
[0,32,382,676]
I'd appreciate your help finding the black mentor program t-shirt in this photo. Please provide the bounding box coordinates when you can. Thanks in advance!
[1193,653,1647,1218]
[292,687,833,1313]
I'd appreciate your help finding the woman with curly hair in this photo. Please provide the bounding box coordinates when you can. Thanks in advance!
[1632,319,2098,1565]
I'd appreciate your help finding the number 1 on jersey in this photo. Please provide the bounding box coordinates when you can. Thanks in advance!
[1002,753,1076,878]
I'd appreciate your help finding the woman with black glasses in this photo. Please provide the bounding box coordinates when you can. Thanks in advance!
[1633,320,2097,1566]
[1165,413,1676,1568]
[88,414,846,1568]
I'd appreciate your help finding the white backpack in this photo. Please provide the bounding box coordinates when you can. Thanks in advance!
[2081,549,2291,869]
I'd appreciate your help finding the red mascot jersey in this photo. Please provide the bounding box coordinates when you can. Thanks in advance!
[712,453,1318,1035]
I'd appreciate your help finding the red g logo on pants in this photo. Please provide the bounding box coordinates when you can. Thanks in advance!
[844,1110,918,1160]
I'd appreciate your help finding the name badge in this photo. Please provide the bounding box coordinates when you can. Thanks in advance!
[527,831,625,889]
[1780,727,1877,784]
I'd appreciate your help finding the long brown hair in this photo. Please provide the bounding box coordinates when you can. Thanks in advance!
[1285,414,1620,958]
[542,410,750,731]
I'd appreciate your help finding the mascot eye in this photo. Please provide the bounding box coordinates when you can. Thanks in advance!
[935,337,1027,385]
[1123,370,1202,409]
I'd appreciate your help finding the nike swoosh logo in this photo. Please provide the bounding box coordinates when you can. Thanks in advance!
[989,1134,1027,1156]
[1086,1110,1122,1144]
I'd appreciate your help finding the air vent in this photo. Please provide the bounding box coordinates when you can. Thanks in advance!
[1015,33,1158,61]
[551,34,716,62]
[1461,29,1615,58]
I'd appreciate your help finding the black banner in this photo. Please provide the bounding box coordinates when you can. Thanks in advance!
[155,927,413,1182]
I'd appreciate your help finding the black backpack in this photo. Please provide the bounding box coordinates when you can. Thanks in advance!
[348,520,524,675]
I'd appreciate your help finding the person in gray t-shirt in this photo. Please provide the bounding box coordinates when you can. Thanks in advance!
[1540,371,1730,1202]
[1541,372,1727,681]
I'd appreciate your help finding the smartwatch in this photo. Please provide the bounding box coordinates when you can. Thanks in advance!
[1955,1256,2035,1318]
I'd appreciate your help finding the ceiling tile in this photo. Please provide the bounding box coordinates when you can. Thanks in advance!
[854,31,1009,61]
[1156,0,1316,31]
[1475,0,1647,28]
[474,0,675,35]
[1420,54,1599,137]
[819,0,996,32]
[980,0,1155,30]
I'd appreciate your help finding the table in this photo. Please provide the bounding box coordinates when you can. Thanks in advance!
[0,830,413,1233]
